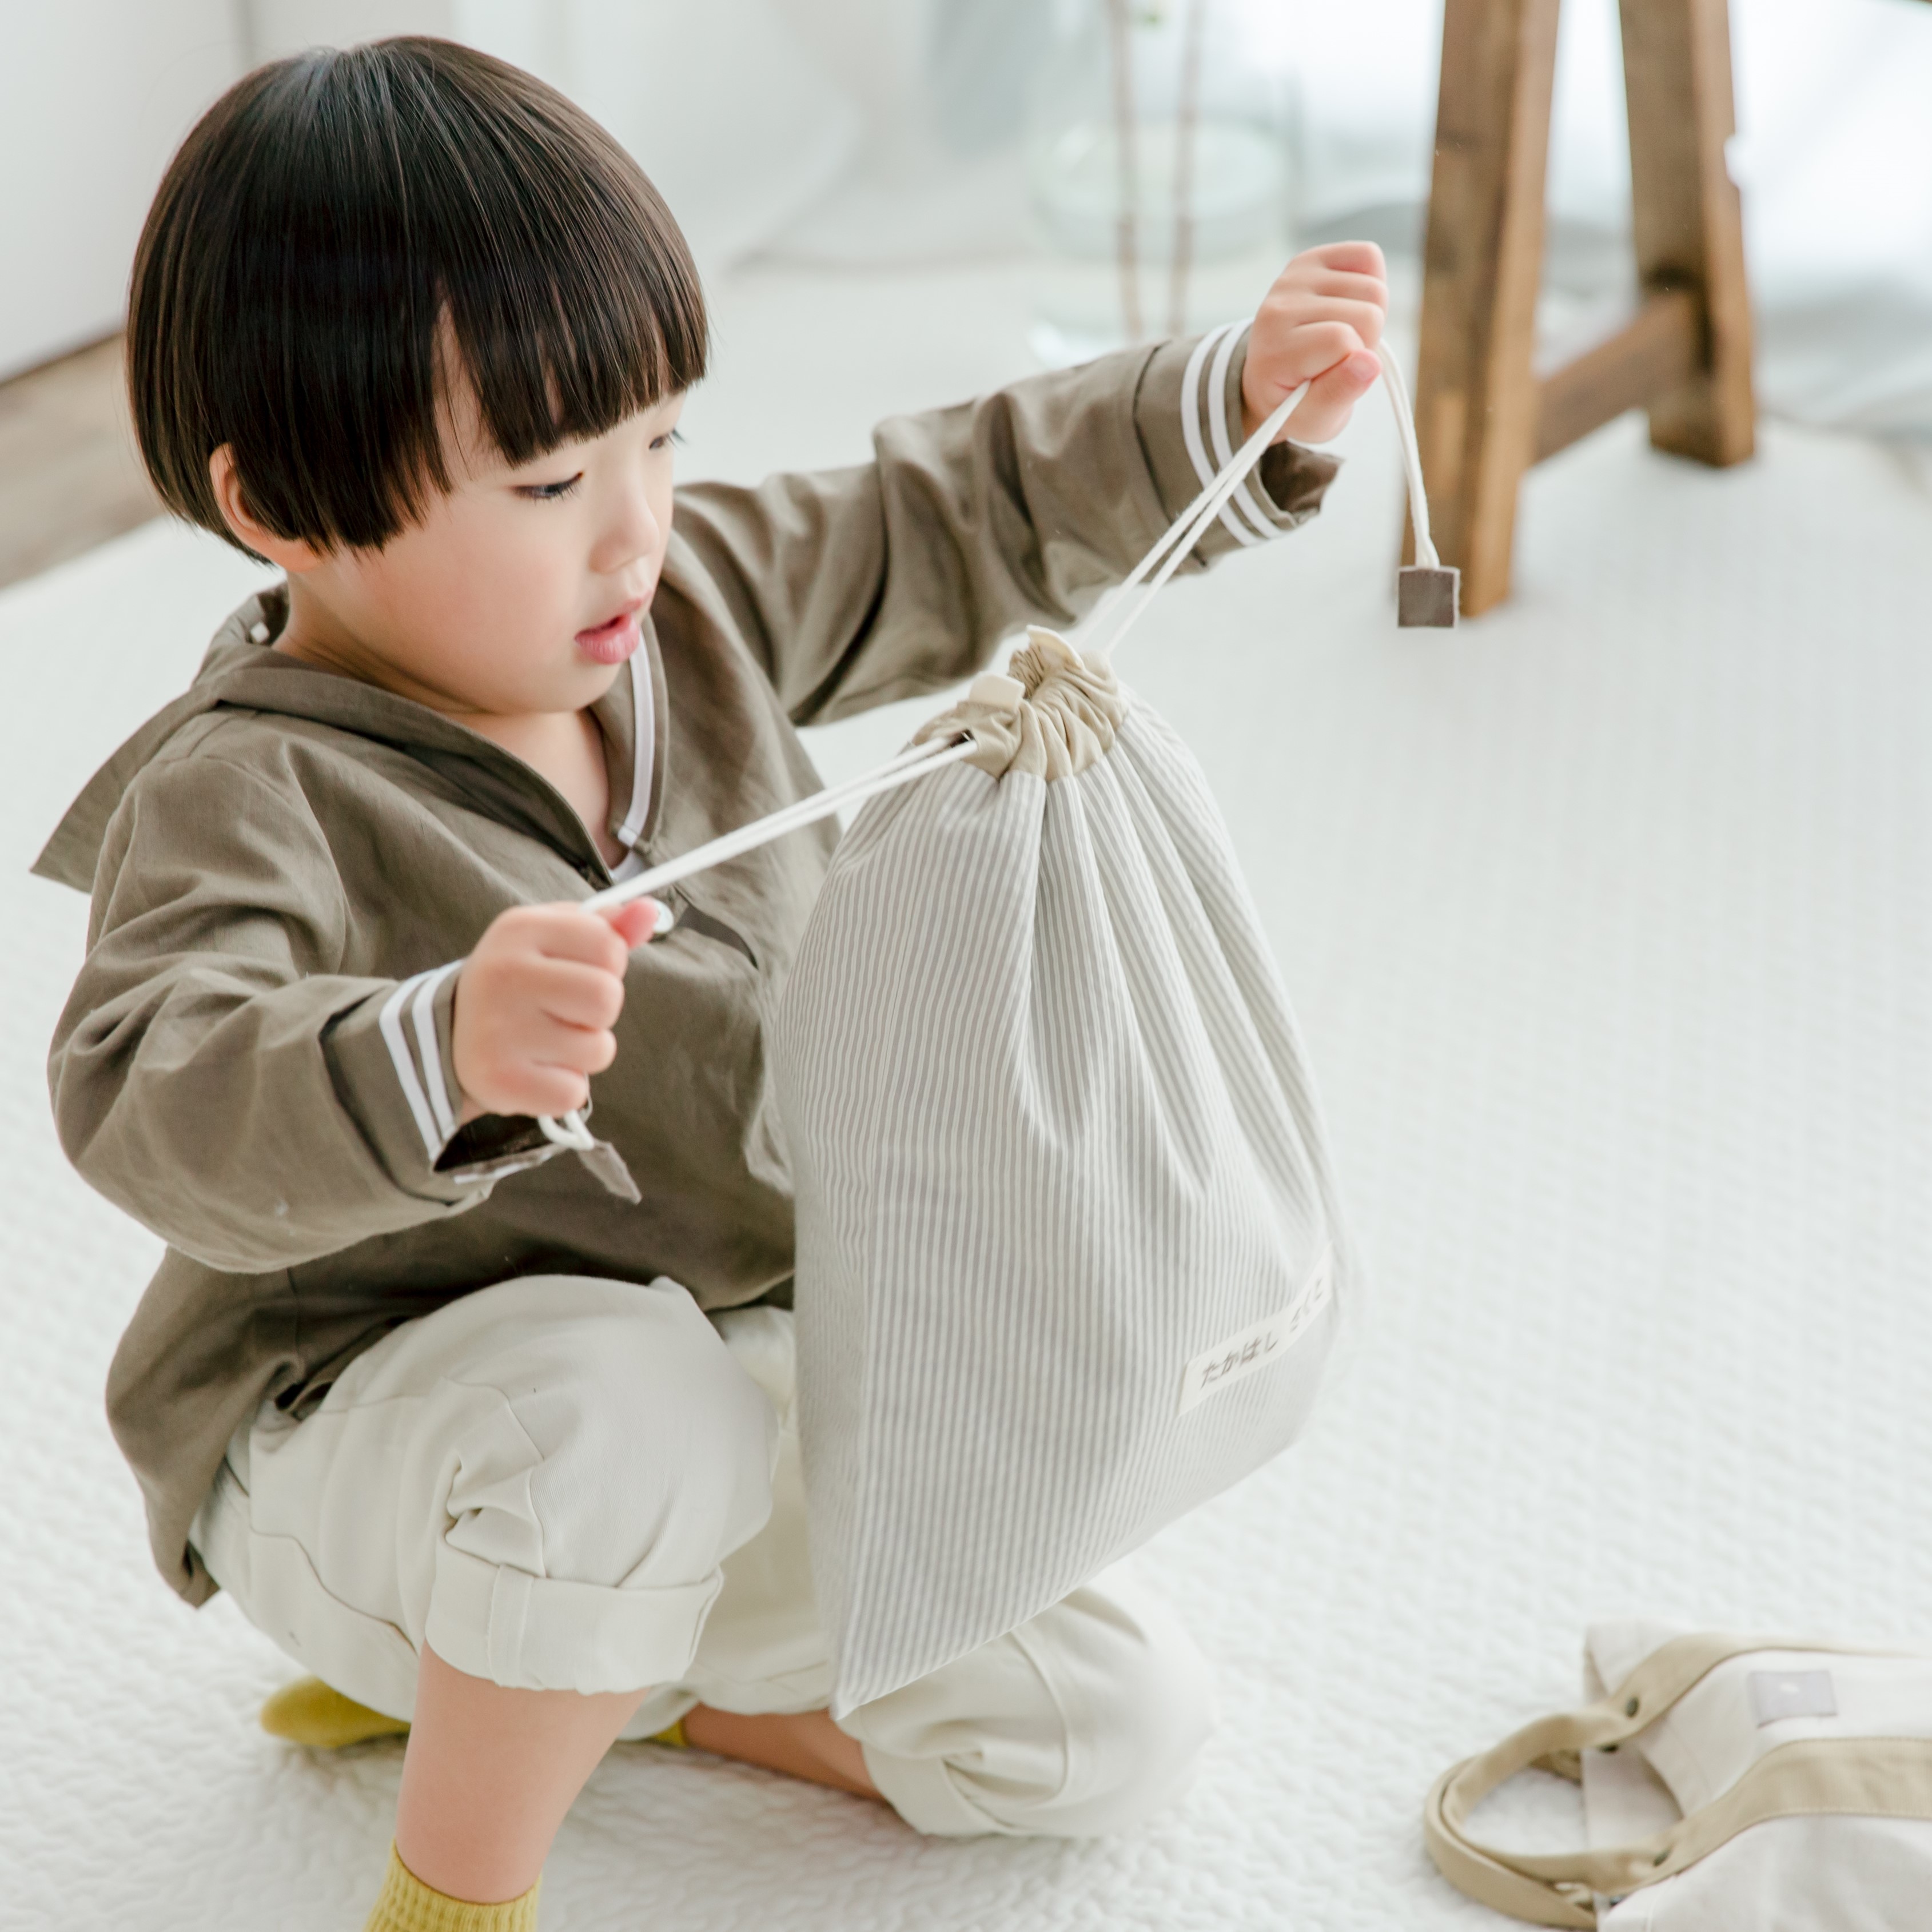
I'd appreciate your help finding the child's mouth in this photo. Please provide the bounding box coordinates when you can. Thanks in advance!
[575,610,640,665]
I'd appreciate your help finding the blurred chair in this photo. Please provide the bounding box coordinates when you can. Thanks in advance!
[1413,0,1755,614]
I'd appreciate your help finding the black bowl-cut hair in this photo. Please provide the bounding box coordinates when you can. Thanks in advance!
[129,37,708,557]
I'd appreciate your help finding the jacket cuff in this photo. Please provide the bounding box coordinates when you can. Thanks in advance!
[1133,323,1341,570]
[323,964,570,1200]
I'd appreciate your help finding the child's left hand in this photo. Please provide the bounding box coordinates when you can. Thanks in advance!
[1241,241,1389,447]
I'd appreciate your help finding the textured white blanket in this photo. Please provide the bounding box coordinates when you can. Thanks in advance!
[3,268,1928,1928]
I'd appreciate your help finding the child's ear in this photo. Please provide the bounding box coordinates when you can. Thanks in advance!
[208,445,326,572]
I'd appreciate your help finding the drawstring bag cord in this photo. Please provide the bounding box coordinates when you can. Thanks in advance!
[536,340,1449,1153]
[535,733,981,1152]
[1081,340,1450,666]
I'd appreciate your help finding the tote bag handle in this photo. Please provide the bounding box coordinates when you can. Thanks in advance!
[1424,1632,1932,1926]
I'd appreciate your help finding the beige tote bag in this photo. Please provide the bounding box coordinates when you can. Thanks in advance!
[1426,1624,1932,1929]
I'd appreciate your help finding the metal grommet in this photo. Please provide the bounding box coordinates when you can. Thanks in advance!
[1626,1696,1642,1716]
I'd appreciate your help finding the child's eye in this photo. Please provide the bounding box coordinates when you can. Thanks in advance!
[517,473,583,501]
[650,428,686,453]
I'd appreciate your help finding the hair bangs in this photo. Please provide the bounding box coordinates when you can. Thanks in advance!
[128,37,707,557]
[399,47,708,473]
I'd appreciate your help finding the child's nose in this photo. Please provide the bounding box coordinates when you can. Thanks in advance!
[591,487,660,575]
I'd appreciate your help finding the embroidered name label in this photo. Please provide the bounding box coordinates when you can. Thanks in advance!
[1748,1669,1838,1724]
[1178,1249,1334,1416]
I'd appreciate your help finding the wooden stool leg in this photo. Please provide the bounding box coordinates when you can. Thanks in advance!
[1620,0,1755,464]
[1413,0,1564,618]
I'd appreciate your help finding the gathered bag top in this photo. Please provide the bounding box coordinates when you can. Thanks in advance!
[917,627,1124,783]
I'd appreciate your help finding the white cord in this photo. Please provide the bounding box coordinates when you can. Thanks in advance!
[539,338,1440,1148]
[1375,340,1438,569]
[540,1110,598,1152]
[1083,341,1437,662]
[536,732,981,1149]
[582,732,980,917]
[1081,383,1311,664]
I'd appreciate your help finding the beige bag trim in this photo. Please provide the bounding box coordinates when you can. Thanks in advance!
[913,627,1125,783]
[1424,1633,1932,1926]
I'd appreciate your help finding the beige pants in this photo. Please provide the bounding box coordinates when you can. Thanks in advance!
[192,1274,1215,1837]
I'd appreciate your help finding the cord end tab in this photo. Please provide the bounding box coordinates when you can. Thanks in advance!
[1398,565,1460,629]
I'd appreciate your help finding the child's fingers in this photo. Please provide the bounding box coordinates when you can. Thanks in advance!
[522,957,626,1031]
[1297,238,1386,279]
[1292,297,1386,352]
[451,1015,611,1119]
[495,1061,599,1117]
[1246,321,1359,419]
[603,899,668,949]
[1284,350,1382,443]
[1292,268,1389,309]
[1245,318,1366,433]
[1277,318,1372,386]
[526,1013,622,1077]
[491,903,631,975]
[472,1010,619,1107]
[1256,295,1384,371]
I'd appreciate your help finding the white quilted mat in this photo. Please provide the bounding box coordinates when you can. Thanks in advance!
[4,266,1929,1929]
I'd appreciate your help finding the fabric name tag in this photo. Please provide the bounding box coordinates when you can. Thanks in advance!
[1178,1249,1334,1416]
[1748,1668,1839,1724]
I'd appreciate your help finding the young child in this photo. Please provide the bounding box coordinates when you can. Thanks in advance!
[38,37,1389,1931]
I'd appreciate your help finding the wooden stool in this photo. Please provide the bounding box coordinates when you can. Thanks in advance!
[1412,0,1755,615]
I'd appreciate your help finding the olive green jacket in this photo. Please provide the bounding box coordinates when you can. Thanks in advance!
[34,332,1338,1603]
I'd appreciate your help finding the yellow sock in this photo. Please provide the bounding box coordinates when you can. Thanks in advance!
[263,1677,687,1752]
[260,1677,411,1748]
[365,1845,540,1932]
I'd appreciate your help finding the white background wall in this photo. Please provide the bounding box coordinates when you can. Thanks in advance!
[0,0,865,377]
[0,1,244,379]
[2,0,1928,433]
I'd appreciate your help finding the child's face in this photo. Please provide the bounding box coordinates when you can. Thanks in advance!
[233,361,684,723]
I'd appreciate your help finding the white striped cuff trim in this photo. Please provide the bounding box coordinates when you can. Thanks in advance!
[1179,326,1222,489]
[1181,322,1264,548]
[1205,324,1282,544]
[379,964,460,1165]
[411,959,465,1144]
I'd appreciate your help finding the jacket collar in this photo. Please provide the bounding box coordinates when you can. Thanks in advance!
[33,583,670,894]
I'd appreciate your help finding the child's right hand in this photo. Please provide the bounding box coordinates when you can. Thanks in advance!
[451,900,664,1124]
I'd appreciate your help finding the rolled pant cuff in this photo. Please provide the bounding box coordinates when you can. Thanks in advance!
[855,1740,1011,1838]
[425,1540,724,1694]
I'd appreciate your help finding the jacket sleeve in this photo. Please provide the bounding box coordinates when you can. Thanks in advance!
[47,750,567,1275]
[670,325,1341,727]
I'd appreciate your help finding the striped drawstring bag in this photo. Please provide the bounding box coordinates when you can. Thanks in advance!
[764,348,1444,1715]
[557,348,1443,1714]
